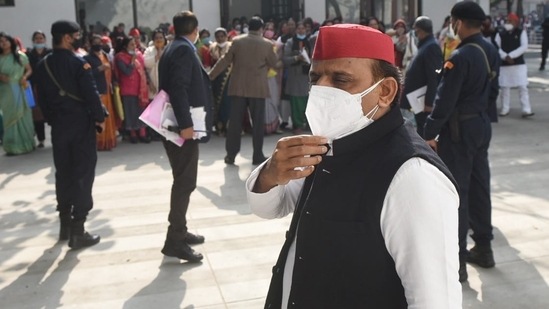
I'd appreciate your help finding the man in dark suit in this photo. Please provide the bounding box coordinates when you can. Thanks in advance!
[157,11,213,262]
[540,17,549,71]
[401,16,443,138]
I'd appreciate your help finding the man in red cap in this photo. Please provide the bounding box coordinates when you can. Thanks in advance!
[246,24,461,308]
[495,13,534,117]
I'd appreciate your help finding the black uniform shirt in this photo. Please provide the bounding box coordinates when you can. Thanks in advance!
[34,48,105,125]
[424,33,500,140]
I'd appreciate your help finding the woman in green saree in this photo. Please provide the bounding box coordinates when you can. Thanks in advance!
[0,33,35,155]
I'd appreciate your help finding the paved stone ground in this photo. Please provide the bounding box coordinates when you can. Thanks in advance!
[1,53,549,308]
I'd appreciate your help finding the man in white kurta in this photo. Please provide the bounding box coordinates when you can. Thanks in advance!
[245,24,462,308]
[495,13,534,117]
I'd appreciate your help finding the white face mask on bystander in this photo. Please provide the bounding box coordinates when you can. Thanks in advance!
[305,79,384,142]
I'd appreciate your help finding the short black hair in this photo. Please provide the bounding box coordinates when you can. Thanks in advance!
[199,29,210,37]
[248,16,264,31]
[115,36,132,54]
[52,33,64,46]
[371,60,402,107]
[152,28,167,45]
[173,11,198,36]
[461,19,483,29]
[32,30,46,41]
[90,34,102,44]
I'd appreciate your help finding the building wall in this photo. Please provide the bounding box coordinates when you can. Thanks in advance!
[228,0,262,24]
[77,0,190,34]
[0,0,76,48]
[304,0,325,24]
[422,0,456,34]
[193,0,221,34]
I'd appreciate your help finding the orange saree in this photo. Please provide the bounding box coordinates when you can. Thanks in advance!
[97,53,117,150]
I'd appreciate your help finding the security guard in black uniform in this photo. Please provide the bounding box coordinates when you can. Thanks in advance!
[34,20,106,249]
[423,2,500,283]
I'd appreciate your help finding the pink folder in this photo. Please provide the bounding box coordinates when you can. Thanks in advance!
[139,90,185,146]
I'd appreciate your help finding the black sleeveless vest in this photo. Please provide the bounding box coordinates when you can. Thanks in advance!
[499,28,525,66]
[264,107,457,309]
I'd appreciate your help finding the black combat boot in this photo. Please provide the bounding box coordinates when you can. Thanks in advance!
[59,212,71,241]
[459,259,468,283]
[68,219,100,249]
[161,229,203,262]
[467,244,495,268]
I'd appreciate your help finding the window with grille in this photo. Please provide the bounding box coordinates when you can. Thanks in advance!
[0,0,15,6]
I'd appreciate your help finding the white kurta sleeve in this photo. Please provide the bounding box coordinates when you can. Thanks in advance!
[495,33,507,59]
[246,162,304,219]
[380,158,462,309]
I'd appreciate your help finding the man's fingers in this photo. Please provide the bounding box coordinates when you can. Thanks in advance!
[287,165,316,179]
[277,135,328,148]
[279,144,328,159]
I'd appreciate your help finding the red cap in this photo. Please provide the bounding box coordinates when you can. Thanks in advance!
[100,36,111,44]
[129,28,140,36]
[508,13,519,22]
[312,24,395,65]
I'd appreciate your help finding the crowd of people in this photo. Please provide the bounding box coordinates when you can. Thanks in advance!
[0,9,537,157]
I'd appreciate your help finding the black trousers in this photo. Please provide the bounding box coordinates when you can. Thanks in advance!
[541,41,549,68]
[162,138,198,242]
[51,123,97,221]
[414,111,428,139]
[225,96,265,162]
[34,120,45,142]
[438,114,493,259]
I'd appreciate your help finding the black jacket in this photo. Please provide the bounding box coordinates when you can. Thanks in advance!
[34,48,105,127]
[424,33,500,140]
[402,35,443,110]
[158,36,213,141]
[265,107,457,308]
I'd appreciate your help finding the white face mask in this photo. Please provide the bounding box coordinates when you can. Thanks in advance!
[504,23,514,31]
[218,41,228,48]
[448,22,460,41]
[305,79,384,142]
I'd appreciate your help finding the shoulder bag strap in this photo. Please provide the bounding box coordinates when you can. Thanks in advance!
[464,43,497,80]
[44,55,83,101]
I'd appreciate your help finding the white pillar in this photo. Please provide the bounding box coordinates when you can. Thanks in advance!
[304,0,325,23]
[0,0,76,47]
[422,0,455,34]
[193,0,221,34]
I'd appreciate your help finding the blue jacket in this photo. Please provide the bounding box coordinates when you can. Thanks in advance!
[402,35,442,110]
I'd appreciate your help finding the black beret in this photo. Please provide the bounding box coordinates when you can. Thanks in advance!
[51,20,80,35]
[451,1,486,21]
